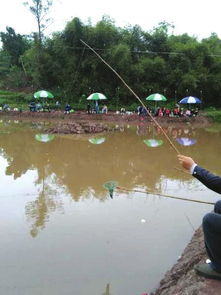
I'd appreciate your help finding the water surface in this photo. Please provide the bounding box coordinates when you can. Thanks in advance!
[0,120,221,295]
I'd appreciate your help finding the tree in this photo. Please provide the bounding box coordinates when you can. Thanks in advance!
[23,0,53,45]
[0,27,30,66]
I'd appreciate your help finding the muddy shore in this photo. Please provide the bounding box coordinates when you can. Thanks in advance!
[151,227,221,295]
[1,110,217,294]
[0,110,211,132]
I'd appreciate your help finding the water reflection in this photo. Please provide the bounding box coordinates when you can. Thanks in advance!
[89,136,106,144]
[1,120,221,294]
[0,121,221,238]
[35,133,55,142]
[143,139,163,147]
[25,189,63,237]
[176,137,197,146]
[102,283,111,295]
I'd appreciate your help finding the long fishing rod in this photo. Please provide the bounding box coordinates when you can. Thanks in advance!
[80,39,180,155]
[116,186,215,205]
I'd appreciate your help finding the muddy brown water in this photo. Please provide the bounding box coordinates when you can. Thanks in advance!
[0,120,221,295]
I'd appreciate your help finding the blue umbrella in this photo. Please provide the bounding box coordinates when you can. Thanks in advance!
[179,96,202,104]
[176,137,196,146]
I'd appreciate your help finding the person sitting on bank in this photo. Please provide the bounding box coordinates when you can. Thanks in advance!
[55,100,60,110]
[185,109,191,117]
[43,101,50,112]
[120,107,126,114]
[87,103,91,114]
[64,103,71,114]
[178,154,221,280]
[102,105,108,114]
[36,102,42,112]
[29,101,36,112]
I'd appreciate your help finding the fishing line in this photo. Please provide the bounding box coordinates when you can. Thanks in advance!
[116,186,215,205]
[80,39,180,155]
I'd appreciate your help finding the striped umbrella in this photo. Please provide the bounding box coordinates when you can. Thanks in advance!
[179,96,201,104]
[87,93,107,100]
[146,93,167,110]
[87,93,107,113]
[146,93,167,101]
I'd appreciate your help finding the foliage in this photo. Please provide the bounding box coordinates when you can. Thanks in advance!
[1,18,221,108]
[206,110,221,122]
[23,0,53,45]
[0,27,30,66]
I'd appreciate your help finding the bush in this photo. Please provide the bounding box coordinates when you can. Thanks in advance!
[206,110,221,122]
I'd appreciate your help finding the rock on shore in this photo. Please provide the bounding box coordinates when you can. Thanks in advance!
[46,121,112,134]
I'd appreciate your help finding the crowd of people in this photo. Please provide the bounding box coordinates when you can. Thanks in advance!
[0,100,200,119]
[137,106,199,117]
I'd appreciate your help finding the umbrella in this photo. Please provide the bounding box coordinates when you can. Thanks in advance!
[146,93,167,111]
[146,93,167,101]
[176,137,196,146]
[87,93,107,114]
[179,96,201,104]
[35,134,55,143]
[143,139,163,147]
[87,93,107,100]
[88,137,105,144]
[34,90,54,99]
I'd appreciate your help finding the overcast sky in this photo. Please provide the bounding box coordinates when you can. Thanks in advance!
[0,0,221,40]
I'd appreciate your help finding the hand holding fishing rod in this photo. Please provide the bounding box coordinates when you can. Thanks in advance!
[177,154,196,171]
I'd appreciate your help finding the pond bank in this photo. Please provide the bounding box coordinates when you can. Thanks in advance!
[0,110,211,132]
[151,226,221,295]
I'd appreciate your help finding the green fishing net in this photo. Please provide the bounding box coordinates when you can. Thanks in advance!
[103,181,118,198]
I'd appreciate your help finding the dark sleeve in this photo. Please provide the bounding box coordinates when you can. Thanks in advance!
[193,165,221,194]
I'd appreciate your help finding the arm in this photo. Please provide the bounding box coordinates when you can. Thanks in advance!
[178,155,221,194]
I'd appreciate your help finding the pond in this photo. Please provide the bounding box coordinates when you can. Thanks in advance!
[0,119,221,295]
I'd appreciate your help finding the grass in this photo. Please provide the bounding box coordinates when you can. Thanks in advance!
[205,110,221,122]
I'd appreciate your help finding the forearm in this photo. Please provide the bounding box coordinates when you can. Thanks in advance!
[193,165,221,194]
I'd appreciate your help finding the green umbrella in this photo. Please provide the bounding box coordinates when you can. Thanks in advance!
[146,93,167,101]
[88,137,105,144]
[143,139,163,147]
[87,93,107,100]
[146,93,167,111]
[34,90,54,99]
[87,93,107,113]
[35,134,55,143]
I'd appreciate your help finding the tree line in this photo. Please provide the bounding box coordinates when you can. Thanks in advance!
[1,13,221,107]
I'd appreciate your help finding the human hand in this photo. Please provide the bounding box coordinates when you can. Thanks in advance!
[177,154,195,171]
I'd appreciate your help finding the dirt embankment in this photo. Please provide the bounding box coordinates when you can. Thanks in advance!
[0,110,211,134]
[151,226,221,295]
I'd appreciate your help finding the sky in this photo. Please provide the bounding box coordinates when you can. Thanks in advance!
[0,0,221,40]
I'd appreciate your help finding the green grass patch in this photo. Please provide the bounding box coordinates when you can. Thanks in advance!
[206,110,221,122]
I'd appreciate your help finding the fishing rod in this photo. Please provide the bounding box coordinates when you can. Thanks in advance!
[116,186,215,205]
[80,39,180,155]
